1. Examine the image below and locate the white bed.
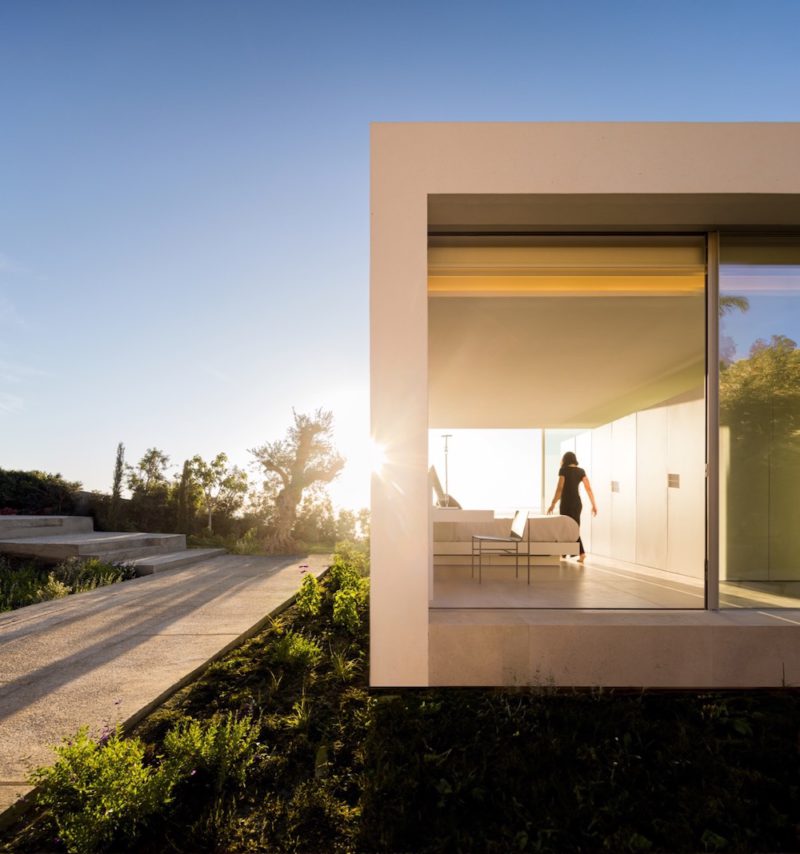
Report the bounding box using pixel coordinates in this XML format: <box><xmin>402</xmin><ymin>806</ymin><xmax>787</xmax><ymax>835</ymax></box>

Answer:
<box><xmin>433</xmin><ymin>511</ymin><xmax>580</xmax><ymax>565</ymax></box>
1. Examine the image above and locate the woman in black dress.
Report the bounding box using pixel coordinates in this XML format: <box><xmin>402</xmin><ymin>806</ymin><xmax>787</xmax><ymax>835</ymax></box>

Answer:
<box><xmin>546</xmin><ymin>451</ymin><xmax>597</xmax><ymax>563</ymax></box>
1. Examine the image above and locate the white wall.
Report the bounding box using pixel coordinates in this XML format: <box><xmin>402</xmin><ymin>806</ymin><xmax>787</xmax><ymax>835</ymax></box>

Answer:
<box><xmin>586</xmin><ymin>393</ymin><xmax>705</xmax><ymax>579</ymax></box>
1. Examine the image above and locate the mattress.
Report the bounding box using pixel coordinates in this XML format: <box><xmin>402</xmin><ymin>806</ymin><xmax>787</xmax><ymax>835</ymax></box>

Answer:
<box><xmin>434</xmin><ymin>514</ymin><xmax>579</xmax><ymax>543</ymax></box>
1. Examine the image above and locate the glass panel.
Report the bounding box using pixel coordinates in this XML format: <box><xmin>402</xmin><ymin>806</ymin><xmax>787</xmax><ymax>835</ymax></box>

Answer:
<box><xmin>428</xmin><ymin>429</ymin><xmax>541</xmax><ymax>514</ymax></box>
<box><xmin>428</xmin><ymin>236</ymin><xmax>706</xmax><ymax>609</ymax></box>
<box><xmin>719</xmin><ymin>237</ymin><xmax>800</xmax><ymax>607</ymax></box>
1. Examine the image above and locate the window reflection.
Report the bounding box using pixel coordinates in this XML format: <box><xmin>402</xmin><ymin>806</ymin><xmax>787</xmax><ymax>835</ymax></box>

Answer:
<box><xmin>720</xmin><ymin>239</ymin><xmax>800</xmax><ymax>607</ymax></box>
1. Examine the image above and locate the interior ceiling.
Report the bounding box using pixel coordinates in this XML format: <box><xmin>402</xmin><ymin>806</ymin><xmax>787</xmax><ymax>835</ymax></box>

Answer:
<box><xmin>427</xmin><ymin>193</ymin><xmax>800</xmax><ymax>231</ymax></box>
<box><xmin>428</xmin><ymin>292</ymin><xmax>705</xmax><ymax>429</ymax></box>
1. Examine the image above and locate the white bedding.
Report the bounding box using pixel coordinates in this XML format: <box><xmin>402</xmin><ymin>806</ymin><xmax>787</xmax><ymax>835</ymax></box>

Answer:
<box><xmin>434</xmin><ymin>514</ymin><xmax>579</xmax><ymax>543</ymax></box>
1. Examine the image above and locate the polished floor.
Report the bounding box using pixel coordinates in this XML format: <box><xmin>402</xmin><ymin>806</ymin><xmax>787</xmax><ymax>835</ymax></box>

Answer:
<box><xmin>431</xmin><ymin>556</ymin><xmax>800</xmax><ymax>609</ymax></box>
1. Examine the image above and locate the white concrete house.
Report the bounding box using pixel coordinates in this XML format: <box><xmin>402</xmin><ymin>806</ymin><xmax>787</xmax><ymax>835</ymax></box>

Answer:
<box><xmin>370</xmin><ymin>123</ymin><xmax>800</xmax><ymax>688</ymax></box>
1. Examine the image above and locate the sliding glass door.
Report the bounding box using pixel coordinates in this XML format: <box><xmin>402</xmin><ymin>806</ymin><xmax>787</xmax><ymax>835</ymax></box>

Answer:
<box><xmin>719</xmin><ymin>237</ymin><xmax>800</xmax><ymax>607</ymax></box>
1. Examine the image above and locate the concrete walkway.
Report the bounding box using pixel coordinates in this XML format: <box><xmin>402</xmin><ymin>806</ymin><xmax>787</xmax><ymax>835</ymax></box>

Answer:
<box><xmin>0</xmin><ymin>553</ymin><xmax>329</xmax><ymax>816</ymax></box>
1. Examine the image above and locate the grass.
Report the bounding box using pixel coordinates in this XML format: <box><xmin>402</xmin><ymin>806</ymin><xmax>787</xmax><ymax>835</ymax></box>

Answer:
<box><xmin>3</xmin><ymin>543</ymin><xmax>799</xmax><ymax>852</ymax></box>
<box><xmin>0</xmin><ymin>555</ymin><xmax>137</xmax><ymax>613</ymax></box>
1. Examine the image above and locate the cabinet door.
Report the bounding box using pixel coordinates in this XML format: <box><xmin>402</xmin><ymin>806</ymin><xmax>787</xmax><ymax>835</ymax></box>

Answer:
<box><xmin>636</xmin><ymin>407</ymin><xmax>668</xmax><ymax>570</ymax></box>
<box><xmin>575</xmin><ymin>431</ymin><xmax>593</xmax><ymax>554</ymax></box>
<box><xmin>667</xmin><ymin>396</ymin><xmax>705</xmax><ymax>580</ymax></box>
<box><xmin>611</xmin><ymin>414</ymin><xmax>637</xmax><ymax>563</ymax></box>
<box><xmin>590</xmin><ymin>424</ymin><xmax>612</xmax><ymax>557</ymax></box>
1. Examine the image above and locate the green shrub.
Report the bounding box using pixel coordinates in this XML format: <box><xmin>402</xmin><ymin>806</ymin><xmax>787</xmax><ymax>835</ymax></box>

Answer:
<box><xmin>0</xmin><ymin>556</ymin><xmax>135</xmax><ymax>612</ymax></box>
<box><xmin>33</xmin><ymin>573</ymin><xmax>70</xmax><ymax>603</ymax></box>
<box><xmin>268</xmin><ymin>630</ymin><xmax>323</xmax><ymax>669</ymax></box>
<box><xmin>0</xmin><ymin>468</ymin><xmax>79</xmax><ymax>514</ymax></box>
<box><xmin>328</xmin><ymin>542</ymin><xmax>369</xmax><ymax>589</ymax></box>
<box><xmin>52</xmin><ymin>556</ymin><xmax>136</xmax><ymax>591</ymax></box>
<box><xmin>30</xmin><ymin>727</ymin><xmax>178</xmax><ymax>854</ymax></box>
<box><xmin>329</xmin><ymin>648</ymin><xmax>360</xmax><ymax>682</ymax></box>
<box><xmin>164</xmin><ymin>712</ymin><xmax>262</xmax><ymax>793</ymax></box>
<box><xmin>230</xmin><ymin>528</ymin><xmax>265</xmax><ymax>554</ymax></box>
<box><xmin>0</xmin><ymin>556</ymin><xmax>46</xmax><ymax>611</ymax></box>
<box><xmin>295</xmin><ymin>573</ymin><xmax>322</xmax><ymax>616</ymax></box>
<box><xmin>332</xmin><ymin>580</ymin><xmax>368</xmax><ymax>635</ymax></box>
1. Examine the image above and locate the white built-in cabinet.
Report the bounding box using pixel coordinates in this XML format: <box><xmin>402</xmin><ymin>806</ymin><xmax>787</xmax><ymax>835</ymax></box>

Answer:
<box><xmin>565</xmin><ymin>393</ymin><xmax>704</xmax><ymax>579</ymax></box>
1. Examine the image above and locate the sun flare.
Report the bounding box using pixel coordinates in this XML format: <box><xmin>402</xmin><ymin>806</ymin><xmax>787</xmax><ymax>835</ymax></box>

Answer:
<box><xmin>369</xmin><ymin>439</ymin><xmax>388</xmax><ymax>475</ymax></box>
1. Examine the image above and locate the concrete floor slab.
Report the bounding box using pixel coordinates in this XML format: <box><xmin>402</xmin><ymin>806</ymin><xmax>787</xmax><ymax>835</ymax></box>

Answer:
<box><xmin>0</xmin><ymin>553</ymin><xmax>329</xmax><ymax>818</ymax></box>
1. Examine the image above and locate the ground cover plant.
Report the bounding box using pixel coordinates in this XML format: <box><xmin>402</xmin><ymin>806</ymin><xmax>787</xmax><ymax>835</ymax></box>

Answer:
<box><xmin>0</xmin><ymin>555</ymin><xmax>136</xmax><ymax>613</ymax></box>
<box><xmin>3</xmin><ymin>544</ymin><xmax>799</xmax><ymax>853</ymax></box>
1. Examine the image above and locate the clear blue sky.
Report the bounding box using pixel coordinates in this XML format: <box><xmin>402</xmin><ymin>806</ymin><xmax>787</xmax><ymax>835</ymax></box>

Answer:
<box><xmin>1</xmin><ymin>1</ymin><xmax>799</xmax><ymax>509</ymax></box>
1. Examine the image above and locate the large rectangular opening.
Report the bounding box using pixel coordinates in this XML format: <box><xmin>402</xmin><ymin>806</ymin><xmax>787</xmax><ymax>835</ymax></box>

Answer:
<box><xmin>428</xmin><ymin>235</ymin><xmax>707</xmax><ymax>608</ymax></box>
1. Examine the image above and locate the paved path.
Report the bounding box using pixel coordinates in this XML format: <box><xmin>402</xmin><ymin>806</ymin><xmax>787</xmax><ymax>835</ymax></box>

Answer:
<box><xmin>0</xmin><ymin>553</ymin><xmax>329</xmax><ymax>816</ymax></box>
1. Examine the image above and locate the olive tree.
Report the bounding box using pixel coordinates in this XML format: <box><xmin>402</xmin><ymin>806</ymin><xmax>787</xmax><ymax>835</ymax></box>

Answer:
<box><xmin>249</xmin><ymin>409</ymin><xmax>345</xmax><ymax>552</ymax></box>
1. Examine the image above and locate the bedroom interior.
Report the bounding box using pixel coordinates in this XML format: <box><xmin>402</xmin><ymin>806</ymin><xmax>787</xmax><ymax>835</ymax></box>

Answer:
<box><xmin>427</xmin><ymin>235</ymin><xmax>711</xmax><ymax>609</ymax></box>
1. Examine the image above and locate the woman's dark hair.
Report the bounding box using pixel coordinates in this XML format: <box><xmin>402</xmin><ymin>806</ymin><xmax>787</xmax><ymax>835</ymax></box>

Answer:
<box><xmin>561</xmin><ymin>451</ymin><xmax>578</xmax><ymax>466</ymax></box>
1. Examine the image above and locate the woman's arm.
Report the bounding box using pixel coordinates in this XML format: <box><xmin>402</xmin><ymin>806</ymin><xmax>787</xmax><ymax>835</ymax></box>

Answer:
<box><xmin>547</xmin><ymin>476</ymin><xmax>565</xmax><ymax>514</ymax></box>
<box><xmin>582</xmin><ymin>476</ymin><xmax>598</xmax><ymax>516</ymax></box>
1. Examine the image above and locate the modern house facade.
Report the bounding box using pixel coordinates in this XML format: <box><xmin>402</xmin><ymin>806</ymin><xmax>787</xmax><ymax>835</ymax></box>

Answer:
<box><xmin>370</xmin><ymin>123</ymin><xmax>800</xmax><ymax>688</ymax></box>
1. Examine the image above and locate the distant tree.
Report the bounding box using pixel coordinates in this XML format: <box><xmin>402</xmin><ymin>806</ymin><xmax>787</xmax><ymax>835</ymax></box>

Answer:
<box><xmin>108</xmin><ymin>442</ymin><xmax>125</xmax><ymax>529</ymax></box>
<box><xmin>719</xmin><ymin>294</ymin><xmax>750</xmax><ymax>317</ymax></box>
<box><xmin>189</xmin><ymin>453</ymin><xmax>248</xmax><ymax>533</ymax></box>
<box><xmin>293</xmin><ymin>488</ymin><xmax>336</xmax><ymax>545</ymax></box>
<box><xmin>719</xmin><ymin>294</ymin><xmax>750</xmax><ymax>365</ymax></box>
<box><xmin>250</xmin><ymin>409</ymin><xmax>345</xmax><ymax>552</ymax></box>
<box><xmin>335</xmin><ymin>508</ymin><xmax>357</xmax><ymax>543</ymax></box>
<box><xmin>720</xmin><ymin>334</ymin><xmax>800</xmax><ymax>439</ymax></box>
<box><xmin>127</xmin><ymin>448</ymin><xmax>171</xmax><ymax>532</ymax></box>
<box><xmin>174</xmin><ymin>459</ymin><xmax>201</xmax><ymax>534</ymax></box>
<box><xmin>356</xmin><ymin>507</ymin><xmax>370</xmax><ymax>542</ymax></box>
<box><xmin>127</xmin><ymin>448</ymin><xmax>170</xmax><ymax>494</ymax></box>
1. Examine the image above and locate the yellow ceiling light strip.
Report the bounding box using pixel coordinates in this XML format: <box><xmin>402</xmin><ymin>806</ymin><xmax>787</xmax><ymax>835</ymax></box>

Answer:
<box><xmin>428</xmin><ymin>274</ymin><xmax>705</xmax><ymax>297</ymax></box>
<box><xmin>427</xmin><ymin>242</ymin><xmax>706</xmax><ymax>297</ymax></box>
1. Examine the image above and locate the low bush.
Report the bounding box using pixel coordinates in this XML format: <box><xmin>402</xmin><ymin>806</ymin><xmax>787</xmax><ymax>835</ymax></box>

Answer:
<box><xmin>295</xmin><ymin>573</ymin><xmax>322</xmax><ymax>616</ymax></box>
<box><xmin>163</xmin><ymin>712</ymin><xmax>262</xmax><ymax>794</ymax></box>
<box><xmin>267</xmin><ymin>630</ymin><xmax>323</xmax><ymax>670</ymax></box>
<box><xmin>29</xmin><ymin>727</ymin><xmax>178</xmax><ymax>854</ymax></box>
<box><xmin>0</xmin><ymin>555</ymin><xmax>136</xmax><ymax>612</ymax></box>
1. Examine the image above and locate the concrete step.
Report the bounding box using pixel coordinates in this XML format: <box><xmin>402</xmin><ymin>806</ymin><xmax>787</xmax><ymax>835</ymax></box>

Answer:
<box><xmin>131</xmin><ymin>548</ymin><xmax>228</xmax><ymax>576</ymax></box>
<box><xmin>0</xmin><ymin>515</ymin><xmax>94</xmax><ymax>539</ymax></box>
<box><xmin>0</xmin><ymin>532</ymin><xmax>186</xmax><ymax>563</ymax></box>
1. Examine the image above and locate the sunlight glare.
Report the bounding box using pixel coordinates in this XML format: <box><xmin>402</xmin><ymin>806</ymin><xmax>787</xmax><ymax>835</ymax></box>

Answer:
<box><xmin>370</xmin><ymin>439</ymin><xmax>388</xmax><ymax>475</ymax></box>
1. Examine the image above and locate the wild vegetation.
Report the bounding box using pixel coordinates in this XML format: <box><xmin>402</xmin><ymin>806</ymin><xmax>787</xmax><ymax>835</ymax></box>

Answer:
<box><xmin>0</xmin><ymin>555</ymin><xmax>136</xmax><ymax>613</ymax></box>
<box><xmin>4</xmin><ymin>544</ymin><xmax>798</xmax><ymax>854</ymax></box>
<box><xmin>0</xmin><ymin>470</ymin><xmax>79</xmax><ymax>516</ymax></box>
<box><xmin>0</xmin><ymin>409</ymin><xmax>367</xmax><ymax>555</ymax></box>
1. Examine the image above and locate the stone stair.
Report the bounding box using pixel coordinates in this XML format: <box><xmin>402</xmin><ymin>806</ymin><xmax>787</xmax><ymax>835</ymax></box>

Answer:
<box><xmin>0</xmin><ymin>516</ymin><xmax>226</xmax><ymax>576</ymax></box>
